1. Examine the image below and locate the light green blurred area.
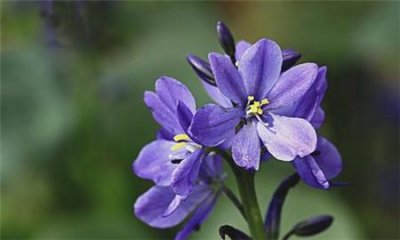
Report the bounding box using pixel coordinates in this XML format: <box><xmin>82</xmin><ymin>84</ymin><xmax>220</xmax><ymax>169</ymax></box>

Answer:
<box><xmin>1</xmin><ymin>1</ymin><xmax>399</xmax><ymax>239</ymax></box>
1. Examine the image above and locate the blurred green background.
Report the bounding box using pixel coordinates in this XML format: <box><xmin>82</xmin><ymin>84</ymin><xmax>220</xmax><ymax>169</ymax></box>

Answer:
<box><xmin>1</xmin><ymin>1</ymin><xmax>399</xmax><ymax>239</ymax></box>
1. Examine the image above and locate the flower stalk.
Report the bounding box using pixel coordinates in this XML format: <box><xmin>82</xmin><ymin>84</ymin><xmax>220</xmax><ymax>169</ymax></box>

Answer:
<box><xmin>234</xmin><ymin>168</ymin><xmax>266</xmax><ymax>240</ymax></box>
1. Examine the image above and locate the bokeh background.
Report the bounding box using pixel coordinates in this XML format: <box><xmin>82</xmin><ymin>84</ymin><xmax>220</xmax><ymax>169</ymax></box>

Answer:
<box><xmin>1</xmin><ymin>1</ymin><xmax>399</xmax><ymax>239</ymax></box>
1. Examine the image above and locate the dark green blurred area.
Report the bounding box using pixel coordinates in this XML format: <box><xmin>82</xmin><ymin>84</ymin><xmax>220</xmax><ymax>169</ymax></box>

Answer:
<box><xmin>1</xmin><ymin>1</ymin><xmax>399</xmax><ymax>239</ymax></box>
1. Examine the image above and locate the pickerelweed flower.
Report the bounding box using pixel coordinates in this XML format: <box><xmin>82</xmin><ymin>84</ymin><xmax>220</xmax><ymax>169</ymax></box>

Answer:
<box><xmin>134</xmin><ymin>152</ymin><xmax>224</xmax><ymax>240</ymax></box>
<box><xmin>189</xmin><ymin>38</ymin><xmax>319</xmax><ymax>170</ymax></box>
<box><xmin>133</xmin><ymin>77</ymin><xmax>212</xmax><ymax>197</ymax></box>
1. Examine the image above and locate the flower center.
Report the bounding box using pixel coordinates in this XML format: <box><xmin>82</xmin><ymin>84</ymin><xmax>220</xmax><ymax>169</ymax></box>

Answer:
<box><xmin>171</xmin><ymin>133</ymin><xmax>201</xmax><ymax>152</ymax></box>
<box><xmin>246</xmin><ymin>95</ymin><xmax>269</xmax><ymax>116</ymax></box>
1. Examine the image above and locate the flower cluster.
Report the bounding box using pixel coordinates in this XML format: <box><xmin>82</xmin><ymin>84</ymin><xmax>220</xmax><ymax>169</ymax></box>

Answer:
<box><xmin>132</xmin><ymin>21</ymin><xmax>343</xmax><ymax>239</ymax></box>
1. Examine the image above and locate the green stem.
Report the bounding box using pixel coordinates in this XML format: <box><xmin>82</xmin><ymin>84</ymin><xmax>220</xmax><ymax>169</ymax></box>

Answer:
<box><xmin>234</xmin><ymin>168</ymin><xmax>266</xmax><ymax>240</ymax></box>
<box><xmin>210</xmin><ymin>148</ymin><xmax>266</xmax><ymax>239</ymax></box>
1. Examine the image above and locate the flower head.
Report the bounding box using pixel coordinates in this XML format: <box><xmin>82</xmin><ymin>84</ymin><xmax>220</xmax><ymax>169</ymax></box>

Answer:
<box><xmin>134</xmin><ymin>77</ymin><xmax>211</xmax><ymax>196</ymax></box>
<box><xmin>189</xmin><ymin>38</ymin><xmax>319</xmax><ymax>170</ymax></box>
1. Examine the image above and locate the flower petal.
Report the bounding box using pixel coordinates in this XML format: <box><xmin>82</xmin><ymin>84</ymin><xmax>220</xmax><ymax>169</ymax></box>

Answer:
<box><xmin>209</xmin><ymin>53</ymin><xmax>247</xmax><ymax>104</ymax></box>
<box><xmin>201</xmin><ymin>152</ymin><xmax>223</xmax><ymax>179</ymax></box>
<box><xmin>177</xmin><ymin>101</ymin><xmax>194</xmax><ymax>132</ymax></box>
<box><xmin>235</xmin><ymin>40</ymin><xmax>251</xmax><ymax>61</ymax></box>
<box><xmin>267</xmin><ymin>63</ymin><xmax>318</xmax><ymax>113</ymax></box>
<box><xmin>201</xmin><ymin>81</ymin><xmax>233</xmax><ymax>108</ymax></box>
<box><xmin>156</xmin><ymin>76</ymin><xmax>196</xmax><ymax>113</ymax></box>
<box><xmin>134</xmin><ymin>185</ymin><xmax>210</xmax><ymax>228</ymax></box>
<box><xmin>314</xmin><ymin>136</ymin><xmax>342</xmax><ymax>179</ymax></box>
<box><xmin>293</xmin><ymin>156</ymin><xmax>330</xmax><ymax>189</ymax></box>
<box><xmin>257</xmin><ymin>113</ymin><xmax>317</xmax><ymax>161</ymax></box>
<box><xmin>295</xmin><ymin>66</ymin><xmax>328</xmax><ymax>120</ymax></box>
<box><xmin>310</xmin><ymin>107</ymin><xmax>325</xmax><ymax>129</ymax></box>
<box><xmin>144</xmin><ymin>91</ymin><xmax>183</xmax><ymax>134</ymax></box>
<box><xmin>232</xmin><ymin>121</ymin><xmax>261</xmax><ymax>170</ymax></box>
<box><xmin>238</xmin><ymin>38</ymin><xmax>282</xmax><ymax>99</ymax></box>
<box><xmin>133</xmin><ymin>140</ymin><xmax>177</xmax><ymax>186</ymax></box>
<box><xmin>171</xmin><ymin>149</ymin><xmax>204</xmax><ymax>196</ymax></box>
<box><xmin>156</xmin><ymin>128</ymin><xmax>174</xmax><ymax>141</ymax></box>
<box><xmin>189</xmin><ymin>104</ymin><xmax>242</xmax><ymax>147</ymax></box>
<box><xmin>175</xmin><ymin>192</ymin><xmax>218</xmax><ymax>240</ymax></box>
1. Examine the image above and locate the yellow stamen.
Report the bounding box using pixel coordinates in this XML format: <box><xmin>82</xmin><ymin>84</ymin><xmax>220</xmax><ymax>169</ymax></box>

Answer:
<box><xmin>247</xmin><ymin>96</ymin><xmax>270</xmax><ymax>116</ymax></box>
<box><xmin>261</xmin><ymin>99</ymin><xmax>269</xmax><ymax>105</ymax></box>
<box><xmin>171</xmin><ymin>142</ymin><xmax>187</xmax><ymax>151</ymax></box>
<box><xmin>173</xmin><ymin>134</ymin><xmax>190</xmax><ymax>142</ymax></box>
<box><xmin>249</xmin><ymin>105</ymin><xmax>258</xmax><ymax>114</ymax></box>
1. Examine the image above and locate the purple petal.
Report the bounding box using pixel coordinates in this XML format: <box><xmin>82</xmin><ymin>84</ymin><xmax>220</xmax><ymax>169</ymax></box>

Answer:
<box><xmin>310</xmin><ymin>107</ymin><xmax>325</xmax><ymax>129</ymax></box>
<box><xmin>257</xmin><ymin>113</ymin><xmax>317</xmax><ymax>161</ymax></box>
<box><xmin>133</xmin><ymin>140</ymin><xmax>176</xmax><ymax>186</ymax></box>
<box><xmin>267</xmin><ymin>63</ymin><xmax>318</xmax><ymax>113</ymax></box>
<box><xmin>235</xmin><ymin>40</ymin><xmax>251</xmax><ymax>61</ymax></box>
<box><xmin>232</xmin><ymin>121</ymin><xmax>261</xmax><ymax>170</ymax></box>
<box><xmin>200</xmin><ymin>152</ymin><xmax>224</xmax><ymax>179</ymax></box>
<box><xmin>208</xmin><ymin>53</ymin><xmax>247</xmax><ymax>104</ymax></box>
<box><xmin>163</xmin><ymin>194</ymin><xmax>185</xmax><ymax>217</ymax></box>
<box><xmin>156</xmin><ymin>128</ymin><xmax>174</xmax><ymax>141</ymax></box>
<box><xmin>314</xmin><ymin>136</ymin><xmax>342</xmax><ymax>179</ymax></box>
<box><xmin>201</xmin><ymin>81</ymin><xmax>233</xmax><ymax>108</ymax></box>
<box><xmin>296</xmin><ymin>66</ymin><xmax>328</xmax><ymax>119</ymax></box>
<box><xmin>189</xmin><ymin>104</ymin><xmax>242</xmax><ymax>147</ymax></box>
<box><xmin>293</xmin><ymin>156</ymin><xmax>330</xmax><ymax>189</ymax></box>
<box><xmin>134</xmin><ymin>185</ymin><xmax>210</xmax><ymax>228</ymax></box>
<box><xmin>238</xmin><ymin>38</ymin><xmax>282</xmax><ymax>99</ymax></box>
<box><xmin>172</xmin><ymin>149</ymin><xmax>204</xmax><ymax>196</ymax></box>
<box><xmin>156</xmin><ymin>76</ymin><xmax>196</xmax><ymax>113</ymax></box>
<box><xmin>145</xmin><ymin>91</ymin><xmax>184</xmax><ymax>134</ymax></box>
<box><xmin>177</xmin><ymin>101</ymin><xmax>193</xmax><ymax>132</ymax></box>
<box><xmin>175</xmin><ymin>193</ymin><xmax>218</xmax><ymax>240</ymax></box>
<box><xmin>275</xmin><ymin>66</ymin><xmax>327</xmax><ymax>120</ymax></box>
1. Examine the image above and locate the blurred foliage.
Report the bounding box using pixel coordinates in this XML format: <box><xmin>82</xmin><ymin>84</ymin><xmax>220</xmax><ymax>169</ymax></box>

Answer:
<box><xmin>1</xmin><ymin>1</ymin><xmax>399</xmax><ymax>239</ymax></box>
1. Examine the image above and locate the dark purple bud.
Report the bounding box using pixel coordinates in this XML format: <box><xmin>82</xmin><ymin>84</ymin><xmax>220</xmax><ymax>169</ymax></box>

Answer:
<box><xmin>216</xmin><ymin>21</ymin><xmax>236</xmax><ymax>63</ymax></box>
<box><xmin>219</xmin><ymin>225</ymin><xmax>251</xmax><ymax>240</ymax></box>
<box><xmin>282</xmin><ymin>215</ymin><xmax>334</xmax><ymax>240</ymax></box>
<box><xmin>282</xmin><ymin>49</ymin><xmax>302</xmax><ymax>72</ymax></box>
<box><xmin>264</xmin><ymin>173</ymin><xmax>300</xmax><ymax>240</ymax></box>
<box><xmin>186</xmin><ymin>54</ymin><xmax>216</xmax><ymax>86</ymax></box>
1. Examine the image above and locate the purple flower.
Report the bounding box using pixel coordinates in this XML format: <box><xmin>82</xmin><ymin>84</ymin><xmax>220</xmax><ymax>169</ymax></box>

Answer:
<box><xmin>134</xmin><ymin>153</ymin><xmax>223</xmax><ymax>240</ymax></box>
<box><xmin>293</xmin><ymin>136</ymin><xmax>342</xmax><ymax>189</ymax></box>
<box><xmin>133</xmin><ymin>77</ymin><xmax>208</xmax><ymax>197</ymax></box>
<box><xmin>189</xmin><ymin>39</ymin><xmax>318</xmax><ymax>170</ymax></box>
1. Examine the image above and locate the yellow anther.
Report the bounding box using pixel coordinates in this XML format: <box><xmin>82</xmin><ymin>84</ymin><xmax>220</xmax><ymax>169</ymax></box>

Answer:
<box><xmin>171</xmin><ymin>142</ymin><xmax>187</xmax><ymax>151</ymax></box>
<box><xmin>249</xmin><ymin>105</ymin><xmax>258</xmax><ymax>114</ymax></box>
<box><xmin>247</xmin><ymin>96</ymin><xmax>255</xmax><ymax>101</ymax></box>
<box><xmin>173</xmin><ymin>134</ymin><xmax>190</xmax><ymax>142</ymax></box>
<box><xmin>253</xmin><ymin>101</ymin><xmax>260</xmax><ymax>107</ymax></box>
<box><xmin>261</xmin><ymin>99</ymin><xmax>269</xmax><ymax>105</ymax></box>
<box><xmin>257</xmin><ymin>109</ymin><xmax>263</xmax><ymax>115</ymax></box>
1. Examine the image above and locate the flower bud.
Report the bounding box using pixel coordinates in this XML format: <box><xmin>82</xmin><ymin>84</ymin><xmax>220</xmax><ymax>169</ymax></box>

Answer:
<box><xmin>187</xmin><ymin>54</ymin><xmax>216</xmax><ymax>86</ymax></box>
<box><xmin>265</xmin><ymin>173</ymin><xmax>300</xmax><ymax>239</ymax></box>
<box><xmin>216</xmin><ymin>21</ymin><xmax>236</xmax><ymax>62</ymax></box>
<box><xmin>282</xmin><ymin>49</ymin><xmax>302</xmax><ymax>72</ymax></box>
<box><xmin>282</xmin><ymin>215</ymin><xmax>333</xmax><ymax>239</ymax></box>
<box><xmin>219</xmin><ymin>225</ymin><xmax>251</xmax><ymax>240</ymax></box>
